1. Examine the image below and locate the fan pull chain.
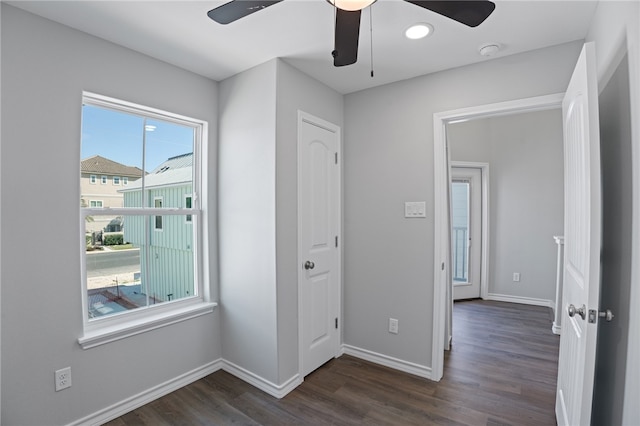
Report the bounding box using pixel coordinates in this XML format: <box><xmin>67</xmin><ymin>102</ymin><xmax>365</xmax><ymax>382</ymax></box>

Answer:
<box><xmin>369</xmin><ymin>5</ymin><xmax>374</xmax><ymax>77</ymax></box>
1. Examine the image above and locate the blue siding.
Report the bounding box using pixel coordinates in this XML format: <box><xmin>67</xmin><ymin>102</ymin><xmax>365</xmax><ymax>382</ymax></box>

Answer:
<box><xmin>122</xmin><ymin>184</ymin><xmax>195</xmax><ymax>302</ymax></box>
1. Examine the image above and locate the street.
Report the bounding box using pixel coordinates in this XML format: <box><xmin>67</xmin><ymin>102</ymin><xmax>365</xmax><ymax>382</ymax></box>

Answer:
<box><xmin>86</xmin><ymin>248</ymin><xmax>140</xmax><ymax>278</ymax></box>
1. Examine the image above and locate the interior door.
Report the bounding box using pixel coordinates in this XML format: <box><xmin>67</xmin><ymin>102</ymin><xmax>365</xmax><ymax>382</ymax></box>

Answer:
<box><xmin>555</xmin><ymin>42</ymin><xmax>602</xmax><ymax>426</ymax></box>
<box><xmin>298</xmin><ymin>112</ymin><xmax>340</xmax><ymax>377</ymax></box>
<box><xmin>451</xmin><ymin>167</ymin><xmax>482</xmax><ymax>300</ymax></box>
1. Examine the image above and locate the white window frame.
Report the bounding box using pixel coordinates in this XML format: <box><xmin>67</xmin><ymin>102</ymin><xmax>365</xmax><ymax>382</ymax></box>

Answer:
<box><xmin>89</xmin><ymin>200</ymin><xmax>103</xmax><ymax>208</ymax></box>
<box><xmin>90</xmin><ymin>175</ymin><xmax>97</xmax><ymax>184</ymax></box>
<box><xmin>113</xmin><ymin>176</ymin><xmax>121</xmax><ymax>185</ymax></box>
<box><xmin>154</xmin><ymin>197</ymin><xmax>163</xmax><ymax>231</ymax></box>
<box><xmin>79</xmin><ymin>91</ymin><xmax>214</xmax><ymax>349</ymax></box>
<box><xmin>101</xmin><ymin>175</ymin><xmax>108</xmax><ymax>184</ymax></box>
<box><xmin>185</xmin><ymin>194</ymin><xmax>193</xmax><ymax>224</ymax></box>
<box><xmin>123</xmin><ymin>176</ymin><xmax>129</xmax><ymax>186</ymax></box>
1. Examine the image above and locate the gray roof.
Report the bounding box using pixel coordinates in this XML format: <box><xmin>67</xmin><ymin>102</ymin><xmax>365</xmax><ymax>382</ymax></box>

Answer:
<box><xmin>149</xmin><ymin>153</ymin><xmax>192</xmax><ymax>173</ymax></box>
<box><xmin>81</xmin><ymin>155</ymin><xmax>144</xmax><ymax>177</ymax></box>
<box><xmin>121</xmin><ymin>153</ymin><xmax>192</xmax><ymax>191</ymax></box>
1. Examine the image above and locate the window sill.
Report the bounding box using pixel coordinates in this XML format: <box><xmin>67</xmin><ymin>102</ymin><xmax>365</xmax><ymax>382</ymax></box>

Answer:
<box><xmin>78</xmin><ymin>302</ymin><xmax>217</xmax><ymax>349</ymax></box>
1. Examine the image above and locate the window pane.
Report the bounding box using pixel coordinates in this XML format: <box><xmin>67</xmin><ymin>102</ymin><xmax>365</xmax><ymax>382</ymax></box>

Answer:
<box><xmin>451</xmin><ymin>181</ymin><xmax>470</xmax><ymax>283</ymax></box>
<box><xmin>85</xmin><ymin>214</ymin><xmax>195</xmax><ymax>319</ymax></box>
<box><xmin>185</xmin><ymin>196</ymin><xmax>192</xmax><ymax>223</ymax></box>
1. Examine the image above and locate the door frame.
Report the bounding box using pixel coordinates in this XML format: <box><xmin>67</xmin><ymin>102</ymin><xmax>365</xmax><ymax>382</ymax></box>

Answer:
<box><xmin>431</xmin><ymin>93</ymin><xmax>564</xmax><ymax>381</ymax></box>
<box><xmin>450</xmin><ymin>162</ymin><xmax>489</xmax><ymax>301</ymax></box>
<box><xmin>296</xmin><ymin>110</ymin><xmax>342</xmax><ymax>379</ymax></box>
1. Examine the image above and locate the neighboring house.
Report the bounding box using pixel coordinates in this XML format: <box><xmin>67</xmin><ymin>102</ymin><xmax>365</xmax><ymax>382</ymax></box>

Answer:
<box><xmin>80</xmin><ymin>155</ymin><xmax>144</xmax><ymax>232</ymax></box>
<box><xmin>120</xmin><ymin>153</ymin><xmax>194</xmax><ymax>303</ymax></box>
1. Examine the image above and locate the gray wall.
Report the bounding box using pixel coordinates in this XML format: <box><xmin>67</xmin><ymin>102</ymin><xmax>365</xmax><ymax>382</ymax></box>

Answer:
<box><xmin>592</xmin><ymin>52</ymin><xmax>632</xmax><ymax>426</ymax></box>
<box><xmin>343</xmin><ymin>41</ymin><xmax>582</xmax><ymax>369</ymax></box>
<box><xmin>218</xmin><ymin>58</ymin><xmax>343</xmax><ymax>387</ymax></box>
<box><xmin>586</xmin><ymin>2</ymin><xmax>640</xmax><ymax>423</ymax></box>
<box><xmin>275</xmin><ymin>60</ymin><xmax>344</xmax><ymax>382</ymax></box>
<box><xmin>1</xmin><ymin>6</ymin><xmax>221</xmax><ymax>425</ymax></box>
<box><xmin>448</xmin><ymin>109</ymin><xmax>565</xmax><ymax>302</ymax></box>
<box><xmin>219</xmin><ymin>60</ymin><xmax>280</xmax><ymax>383</ymax></box>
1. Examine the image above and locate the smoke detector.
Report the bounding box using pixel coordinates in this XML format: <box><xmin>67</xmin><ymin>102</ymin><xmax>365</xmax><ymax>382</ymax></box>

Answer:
<box><xmin>479</xmin><ymin>43</ymin><xmax>501</xmax><ymax>57</ymax></box>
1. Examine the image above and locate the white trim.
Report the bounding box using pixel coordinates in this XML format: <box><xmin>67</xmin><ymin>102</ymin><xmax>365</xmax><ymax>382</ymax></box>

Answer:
<box><xmin>67</xmin><ymin>359</ymin><xmax>223</xmax><ymax>426</ymax></box>
<box><xmin>484</xmin><ymin>293</ymin><xmax>555</xmax><ymax>309</ymax></box>
<box><xmin>80</xmin><ymin>91</ymin><xmax>210</xmax><ymax>342</ymax></box>
<box><xmin>184</xmin><ymin>194</ymin><xmax>193</xmax><ymax>224</ymax></box>
<box><xmin>222</xmin><ymin>360</ymin><xmax>302</xmax><ymax>399</ymax></box>
<box><xmin>432</xmin><ymin>93</ymin><xmax>564</xmax><ymax>381</ymax></box>
<box><xmin>78</xmin><ymin>302</ymin><xmax>217</xmax><ymax>349</ymax></box>
<box><xmin>154</xmin><ymin>196</ymin><xmax>163</xmax><ymax>230</ymax></box>
<box><xmin>342</xmin><ymin>344</ymin><xmax>433</xmax><ymax>380</ymax></box>
<box><xmin>101</xmin><ymin>175</ymin><xmax>108</xmax><ymax>184</ymax></box>
<box><xmin>90</xmin><ymin>174</ymin><xmax>97</xmax><ymax>184</ymax></box>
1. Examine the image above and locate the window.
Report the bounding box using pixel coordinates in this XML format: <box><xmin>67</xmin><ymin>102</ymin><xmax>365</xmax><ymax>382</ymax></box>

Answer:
<box><xmin>185</xmin><ymin>195</ymin><xmax>192</xmax><ymax>223</ymax></box>
<box><xmin>79</xmin><ymin>92</ymin><xmax>212</xmax><ymax>348</ymax></box>
<box><xmin>154</xmin><ymin>197</ymin><xmax>163</xmax><ymax>230</ymax></box>
<box><xmin>101</xmin><ymin>175</ymin><xmax>107</xmax><ymax>184</ymax></box>
<box><xmin>451</xmin><ymin>180</ymin><xmax>470</xmax><ymax>283</ymax></box>
<box><xmin>90</xmin><ymin>175</ymin><xmax>97</xmax><ymax>184</ymax></box>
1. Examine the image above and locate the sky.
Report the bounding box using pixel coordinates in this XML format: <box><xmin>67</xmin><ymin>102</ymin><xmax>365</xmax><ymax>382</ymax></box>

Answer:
<box><xmin>81</xmin><ymin>104</ymin><xmax>194</xmax><ymax>172</ymax></box>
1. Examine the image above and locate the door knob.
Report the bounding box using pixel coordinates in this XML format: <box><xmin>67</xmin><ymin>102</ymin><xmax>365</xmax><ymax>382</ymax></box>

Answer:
<box><xmin>568</xmin><ymin>304</ymin><xmax>586</xmax><ymax>320</ymax></box>
<box><xmin>304</xmin><ymin>261</ymin><xmax>315</xmax><ymax>270</ymax></box>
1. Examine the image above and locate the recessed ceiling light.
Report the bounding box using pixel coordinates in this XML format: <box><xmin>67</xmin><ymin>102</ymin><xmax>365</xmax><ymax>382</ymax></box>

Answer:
<box><xmin>405</xmin><ymin>23</ymin><xmax>433</xmax><ymax>40</ymax></box>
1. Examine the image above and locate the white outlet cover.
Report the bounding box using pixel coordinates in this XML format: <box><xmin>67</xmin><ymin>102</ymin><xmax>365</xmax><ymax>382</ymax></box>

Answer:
<box><xmin>55</xmin><ymin>367</ymin><xmax>72</xmax><ymax>392</ymax></box>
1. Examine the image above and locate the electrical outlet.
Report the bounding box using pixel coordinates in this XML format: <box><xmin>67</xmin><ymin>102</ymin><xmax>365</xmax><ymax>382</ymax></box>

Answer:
<box><xmin>513</xmin><ymin>272</ymin><xmax>521</xmax><ymax>282</ymax></box>
<box><xmin>55</xmin><ymin>367</ymin><xmax>72</xmax><ymax>392</ymax></box>
<box><xmin>389</xmin><ymin>318</ymin><xmax>399</xmax><ymax>334</ymax></box>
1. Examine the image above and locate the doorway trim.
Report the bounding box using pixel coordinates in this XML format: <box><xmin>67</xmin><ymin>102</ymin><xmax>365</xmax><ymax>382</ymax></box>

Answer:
<box><xmin>431</xmin><ymin>93</ymin><xmax>564</xmax><ymax>381</ymax></box>
<box><xmin>450</xmin><ymin>162</ymin><xmax>489</xmax><ymax>300</ymax></box>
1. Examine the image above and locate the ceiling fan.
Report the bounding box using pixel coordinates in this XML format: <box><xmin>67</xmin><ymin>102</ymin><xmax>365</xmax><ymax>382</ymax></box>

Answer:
<box><xmin>207</xmin><ymin>0</ymin><xmax>496</xmax><ymax>67</ymax></box>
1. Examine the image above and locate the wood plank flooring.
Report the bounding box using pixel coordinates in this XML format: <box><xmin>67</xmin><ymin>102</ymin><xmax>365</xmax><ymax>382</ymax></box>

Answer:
<box><xmin>105</xmin><ymin>300</ymin><xmax>560</xmax><ymax>425</ymax></box>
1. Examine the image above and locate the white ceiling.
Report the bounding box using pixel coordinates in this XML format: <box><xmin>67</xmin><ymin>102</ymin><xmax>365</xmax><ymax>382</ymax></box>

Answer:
<box><xmin>8</xmin><ymin>0</ymin><xmax>598</xmax><ymax>94</ymax></box>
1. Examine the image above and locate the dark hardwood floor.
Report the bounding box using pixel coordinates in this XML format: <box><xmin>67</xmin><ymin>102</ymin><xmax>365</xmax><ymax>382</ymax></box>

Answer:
<box><xmin>106</xmin><ymin>300</ymin><xmax>560</xmax><ymax>425</ymax></box>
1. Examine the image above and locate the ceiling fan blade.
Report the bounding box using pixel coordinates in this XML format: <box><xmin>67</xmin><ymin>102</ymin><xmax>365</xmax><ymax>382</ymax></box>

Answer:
<box><xmin>333</xmin><ymin>9</ymin><xmax>361</xmax><ymax>67</ymax></box>
<box><xmin>207</xmin><ymin>0</ymin><xmax>283</xmax><ymax>24</ymax></box>
<box><xmin>404</xmin><ymin>1</ymin><xmax>495</xmax><ymax>27</ymax></box>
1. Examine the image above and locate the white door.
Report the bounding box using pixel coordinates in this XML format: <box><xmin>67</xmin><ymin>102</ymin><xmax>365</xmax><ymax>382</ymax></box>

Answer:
<box><xmin>298</xmin><ymin>112</ymin><xmax>341</xmax><ymax>377</ymax></box>
<box><xmin>451</xmin><ymin>167</ymin><xmax>482</xmax><ymax>300</ymax></box>
<box><xmin>555</xmin><ymin>42</ymin><xmax>602</xmax><ymax>426</ymax></box>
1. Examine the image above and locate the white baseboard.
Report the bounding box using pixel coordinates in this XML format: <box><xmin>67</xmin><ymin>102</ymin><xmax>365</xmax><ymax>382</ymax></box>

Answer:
<box><xmin>485</xmin><ymin>293</ymin><xmax>555</xmax><ymax>309</ymax></box>
<box><xmin>342</xmin><ymin>344</ymin><xmax>433</xmax><ymax>380</ymax></box>
<box><xmin>222</xmin><ymin>360</ymin><xmax>302</xmax><ymax>399</ymax></box>
<box><xmin>69</xmin><ymin>359</ymin><xmax>223</xmax><ymax>426</ymax></box>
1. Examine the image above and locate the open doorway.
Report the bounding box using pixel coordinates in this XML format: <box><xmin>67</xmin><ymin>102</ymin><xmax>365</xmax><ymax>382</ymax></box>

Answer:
<box><xmin>431</xmin><ymin>93</ymin><xmax>565</xmax><ymax>380</ymax></box>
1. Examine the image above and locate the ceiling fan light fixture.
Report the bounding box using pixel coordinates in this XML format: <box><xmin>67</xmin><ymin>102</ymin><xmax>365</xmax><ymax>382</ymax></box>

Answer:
<box><xmin>405</xmin><ymin>23</ymin><xmax>433</xmax><ymax>40</ymax></box>
<box><xmin>327</xmin><ymin>0</ymin><xmax>377</xmax><ymax>12</ymax></box>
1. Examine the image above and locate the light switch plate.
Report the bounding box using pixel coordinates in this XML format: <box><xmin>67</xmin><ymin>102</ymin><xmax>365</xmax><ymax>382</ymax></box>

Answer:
<box><xmin>405</xmin><ymin>201</ymin><xmax>426</xmax><ymax>218</ymax></box>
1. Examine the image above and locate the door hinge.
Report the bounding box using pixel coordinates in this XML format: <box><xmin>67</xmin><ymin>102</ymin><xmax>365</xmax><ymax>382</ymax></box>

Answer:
<box><xmin>335</xmin><ymin>152</ymin><xmax>338</xmax><ymax>164</ymax></box>
<box><xmin>335</xmin><ymin>236</ymin><xmax>338</xmax><ymax>247</ymax></box>
<box><xmin>335</xmin><ymin>317</ymin><xmax>338</xmax><ymax>329</ymax></box>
